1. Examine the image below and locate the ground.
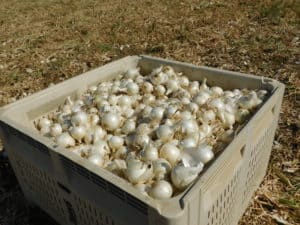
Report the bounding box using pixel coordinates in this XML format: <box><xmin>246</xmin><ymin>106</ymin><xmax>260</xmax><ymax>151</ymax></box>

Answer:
<box><xmin>0</xmin><ymin>0</ymin><xmax>299</xmax><ymax>224</ymax></box>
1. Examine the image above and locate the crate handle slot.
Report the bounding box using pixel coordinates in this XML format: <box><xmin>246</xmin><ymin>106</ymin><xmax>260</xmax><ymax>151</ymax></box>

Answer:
<box><xmin>240</xmin><ymin>146</ymin><xmax>245</xmax><ymax>157</ymax></box>
<box><xmin>58</xmin><ymin>182</ymin><xmax>71</xmax><ymax>194</ymax></box>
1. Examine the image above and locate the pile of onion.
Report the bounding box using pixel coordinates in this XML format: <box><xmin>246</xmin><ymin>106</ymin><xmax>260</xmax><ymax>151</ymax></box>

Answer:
<box><xmin>35</xmin><ymin>66</ymin><xmax>268</xmax><ymax>199</ymax></box>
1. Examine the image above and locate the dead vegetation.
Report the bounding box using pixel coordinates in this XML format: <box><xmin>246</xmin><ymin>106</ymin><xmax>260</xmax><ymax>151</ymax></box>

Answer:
<box><xmin>0</xmin><ymin>0</ymin><xmax>299</xmax><ymax>224</ymax></box>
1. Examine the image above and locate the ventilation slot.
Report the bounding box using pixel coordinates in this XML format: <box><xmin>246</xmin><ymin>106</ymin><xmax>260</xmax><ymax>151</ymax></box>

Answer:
<box><xmin>243</xmin><ymin>124</ymin><xmax>275</xmax><ymax>203</ymax></box>
<box><xmin>206</xmin><ymin>169</ymin><xmax>241</xmax><ymax>225</ymax></box>
<box><xmin>127</xmin><ymin>194</ymin><xmax>148</xmax><ymax>215</ymax></box>
<box><xmin>3</xmin><ymin>122</ymin><xmax>50</xmax><ymax>156</ymax></box>
<box><xmin>60</xmin><ymin>155</ymin><xmax>148</xmax><ymax>216</ymax></box>
<box><xmin>108</xmin><ymin>183</ymin><xmax>125</xmax><ymax>201</ymax></box>
<box><xmin>13</xmin><ymin>155</ymin><xmax>67</xmax><ymax>221</ymax></box>
<box><xmin>58</xmin><ymin>182</ymin><xmax>71</xmax><ymax>194</ymax></box>
<box><xmin>61</xmin><ymin>156</ymin><xmax>75</xmax><ymax>171</ymax></box>
<box><xmin>65</xmin><ymin>200</ymin><xmax>77</xmax><ymax>224</ymax></box>
<box><xmin>90</xmin><ymin>172</ymin><xmax>107</xmax><ymax>190</ymax></box>
<box><xmin>75</xmin><ymin>163</ymin><xmax>90</xmax><ymax>179</ymax></box>
<box><xmin>74</xmin><ymin>195</ymin><xmax>117</xmax><ymax>225</ymax></box>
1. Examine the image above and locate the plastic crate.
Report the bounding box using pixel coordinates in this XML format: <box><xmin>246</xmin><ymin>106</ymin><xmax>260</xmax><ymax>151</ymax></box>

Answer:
<box><xmin>0</xmin><ymin>55</ymin><xmax>284</xmax><ymax>225</ymax></box>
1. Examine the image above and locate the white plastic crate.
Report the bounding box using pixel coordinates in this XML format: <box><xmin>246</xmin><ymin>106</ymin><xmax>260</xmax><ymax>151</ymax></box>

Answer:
<box><xmin>0</xmin><ymin>55</ymin><xmax>284</xmax><ymax>225</ymax></box>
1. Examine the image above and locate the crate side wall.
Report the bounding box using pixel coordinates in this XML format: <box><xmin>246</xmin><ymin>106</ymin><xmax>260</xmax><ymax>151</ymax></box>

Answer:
<box><xmin>238</xmin><ymin>85</ymin><xmax>284</xmax><ymax>219</ymax></box>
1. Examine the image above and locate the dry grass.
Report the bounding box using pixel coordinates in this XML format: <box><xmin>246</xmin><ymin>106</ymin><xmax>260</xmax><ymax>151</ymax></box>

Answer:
<box><xmin>0</xmin><ymin>0</ymin><xmax>299</xmax><ymax>224</ymax></box>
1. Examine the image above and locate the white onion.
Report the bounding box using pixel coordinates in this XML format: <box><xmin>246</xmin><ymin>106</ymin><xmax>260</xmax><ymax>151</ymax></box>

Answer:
<box><xmin>160</xmin><ymin>143</ymin><xmax>181</xmax><ymax>165</ymax></box>
<box><xmin>149</xmin><ymin>180</ymin><xmax>173</xmax><ymax>199</ymax></box>
<box><xmin>61</xmin><ymin>104</ymin><xmax>72</xmax><ymax>114</ymax></box>
<box><xmin>185</xmin><ymin>144</ymin><xmax>214</xmax><ymax>164</ymax></box>
<box><xmin>140</xmin><ymin>143</ymin><xmax>159</xmax><ymax>161</ymax></box>
<box><xmin>114</xmin><ymin>146</ymin><xmax>129</xmax><ymax>159</ymax></box>
<box><xmin>56</xmin><ymin>132</ymin><xmax>75</xmax><ymax>148</ymax></box>
<box><xmin>101</xmin><ymin>112</ymin><xmax>121</xmax><ymax>131</ymax></box>
<box><xmin>179</xmin><ymin>119</ymin><xmax>199</xmax><ymax>136</ymax></box>
<box><xmin>181</xmin><ymin>97</ymin><xmax>191</xmax><ymax>105</ymax></box>
<box><xmin>235</xmin><ymin>108</ymin><xmax>250</xmax><ymax>123</ymax></box>
<box><xmin>217</xmin><ymin>110</ymin><xmax>235</xmax><ymax>129</ymax></box>
<box><xmin>153</xmin><ymin>158</ymin><xmax>171</xmax><ymax>180</ymax></box>
<box><xmin>88</xmin><ymin>154</ymin><xmax>104</xmax><ymax>167</ymax></box>
<box><xmin>125</xmin><ymin>68</ymin><xmax>140</xmax><ymax>79</ymax></box>
<box><xmin>90</xmin><ymin>114</ymin><xmax>100</xmax><ymax>127</ymax></box>
<box><xmin>178</xmin><ymin>76</ymin><xmax>189</xmax><ymax>87</ymax></box>
<box><xmin>193</xmin><ymin>92</ymin><xmax>210</xmax><ymax>106</ymax></box>
<box><xmin>50</xmin><ymin>123</ymin><xmax>62</xmax><ymax>137</ymax></box>
<box><xmin>106</xmin><ymin>159</ymin><xmax>127</xmax><ymax>173</ymax></box>
<box><xmin>133</xmin><ymin>134</ymin><xmax>150</xmax><ymax>147</ymax></box>
<box><xmin>166</xmin><ymin>80</ymin><xmax>179</xmax><ymax>95</ymax></box>
<box><xmin>220</xmin><ymin>129</ymin><xmax>234</xmax><ymax>143</ymax></box>
<box><xmin>142</xmin><ymin>82</ymin><xmax>154</xmax><ymax>94</ymax></box>
<box><xmin>108</xmin><ymin>136</ymin><xmax>124</xmax><ymax>150</ymax></box>
<box><xmin>125</xmin><ymin>158</ymin><xmax>153</xmax><ymax>184</ymax></box>
<box><xmin>40</xmin><ymin>126</ymin><xmax>50</xmax><ymax>135</ymax></box>
<box><xmin>211</xmin><ymin>86</ymin><xmax>223</xmax><ymax>96</ymax></box>
<box><xmin>188</xmin><ymin>81</ymin><xmax>199</xmax><ymax>95</ymax></box>
<box><xmin>136</xmin><ymin>123</ymin><xmax>151</xmax><ymax>135</ymax></box>
<box><xmin>154</xmin><ymin>85</ymin><xmax>166</xmax><ymax>96</ymax></box>
<box><xmin>70</xmin><ymin>126</ymin><xmax>87</xmax><ymax>143</ymax></box>
<box><xmin>118</xmin><ymin>95</ymin><xmax>132</xmax><ymax>107</ymax></box>
<box><xmin>93</xmin><ymin>126</ymin><xmax>107</xmax><ymax>142</ymax></box>
<box><xmin>91</xmin><ymin>140</ymin><xmax>110</xmax><ymax>156</ymax></box>
<box><xmin>121</xmin><ymin>119</ymin><xmax>136</xmax><ymax>134</ymax></box>
<box><xmin>257</xmin><ymin>90</ymin><xmax>268</xmax><ymax>100</ymax></box>
<box><xmin>186</xmin><ymin>102</ymin><xmax>199</xmax><ymax>114</ymax></box>
<box><xmin>224</xmin><ymin>91</ymin><xmax>235</xmax><ymax>98</ymax></box>
<box><xmin>171</xmin><ymin>163</ymin><xmax>202</xmax><ymax>189</ymax></box>
<box><xmin>142</xmin><ymin>106</ymin><xmax>153</xmax><ymax>117</ymax></box>
<box><xmin>156</xmin><ymin>125</ymin><xmax>174</xmax><ymax>142</ymax></box>
<box><xmin>71</xmin><ymin>111</ymin><xmax>88</xmax><ymax>126</ymax></box>
<box><xmin>143</xmin><ymin>94</ymin><xmax>156</xmax><ymax>105</ymax></box>
<box><xmin>122</xmin><ymin>108</ymin><xmax>135</xmax><ymax>118</ymax></box>
<box><xmin>38</xmin><ymin>118</ymin><xmax>51</xmax><ymax>130</ymax></box>
<box><xmin>209</xmin><ymin>98</ymin><xmax>225</xmax><ymax>110</ymax></box>
<box><xmin>201</xmin><ymin>110</ymin><xmax>216</xmax><ymax>123</ymax></box>
<box><xmin>165</xmin><ymin>106</ymin><xmax>178</xmax><ymax>118</ymax></box>
<box><xmin>126</xmin><ymin>82</ymin><xmax>139</xmax><ymax>95</ymax></box>
<box><xmin>150</xmin><ymin>107</ymin><xmax>164</xmax><ymax>121</ymax></box>
<box><xmin>151</xmin><ymin>72</ymin><xmax>168</xmax><ymax>85</ymax></box>
<box><xmin>179</xmin><ymin>137</ymin><xmax>197</xmax><ymax>149</ymax></box>
<box><xmin>199</xmin><ymin>78</ymin><xmax>209</xmax><ymax>92</ymax></box>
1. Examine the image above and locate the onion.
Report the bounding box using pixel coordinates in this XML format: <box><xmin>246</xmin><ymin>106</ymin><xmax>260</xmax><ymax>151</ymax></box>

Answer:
<box><xmin>150</xmin><ymin>107</ymin><xmax>165</xmax><ymax>121</ymax></box>
<box><xmin>38</xmin><ymin>118</ymin><xmax>51</xmax><ymax>130</ymax></box>
<box><xmin>88</xmin><ymin>154</ymin><xmax>104</xmax><ymax>167</ymax></box>
<box><xmin>140</xmin><ymin>143</ymin><xmax>159</xmax><ymax>161</ymax></box>
<box><xmin>101</xmin><ymin>112</ymin><xmax>121</xmax><ymax>131</ymax></box>
<box><xmin>171</xmin><ymin>163</ymin><xmax>202</xmax><ymax>189</ymax></box>
<box><xmin>70</xmin><ymin>126</ymin><xmax>86</xmax><ymax>143</ymax></box>
<box><xmin>56</xmin><ymin>132</ymin><xmax>75</xmax><ymax>148</ymax></box>
<box><xmin>156</xmin><ymin>125</ymin><xmax>174</xmax><ymax>142</ymax></box>
<box><xmin>71</xmin><ymin>111</ymin><xmax>88</xmax><ymax>126</ymax></box>
<box><xmin>50</xmin><ymin>123</ymin><xmax>62</xmax><ymax>137</ymax></box>
<box><xmin>149</xmin><ymin>180</ymin><xmax>173</xmax><ymax>199</ymax></box>
<box><xmin>125</xmin><ymin>158</ymin><xmax>153</xmax><ymax>184</ymax></box>
<box><xmin>160</xmin><ymin>143</ymin><xmax>181</xmax><ymax>165</ymax></box>
<box><xmin>108</xmin><ymin>136</ymin><xmax>124</xmax><ymax>150</ymax></box>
